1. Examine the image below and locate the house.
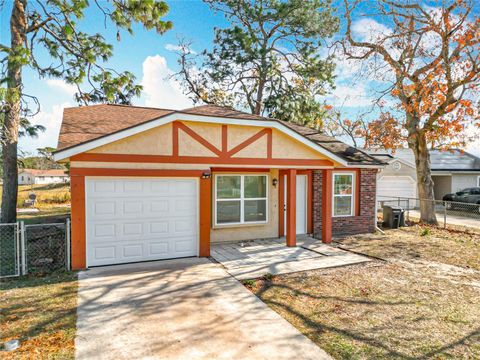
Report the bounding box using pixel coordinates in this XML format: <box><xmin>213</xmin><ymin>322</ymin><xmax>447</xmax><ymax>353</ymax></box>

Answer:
<box><xmin>53</xmin><ymin>104</ymin><xmax>384</xmax><ymax>270</ymax></box>
<box><xmin>369</xmin><ymin>149</ymin><xmax>480</xmax><ymax>200</ymax></box>
<box><xmin>18</xmin><ymin>168</ymin><xmax>69</xmax><ymax>185</ymax></box>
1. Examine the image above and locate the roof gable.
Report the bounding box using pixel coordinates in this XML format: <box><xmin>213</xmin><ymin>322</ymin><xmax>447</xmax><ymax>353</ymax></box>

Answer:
<box><xmin>54</xmin><ymin>104</ymin><xmax>384</xmax><ymax>167</ymax></box>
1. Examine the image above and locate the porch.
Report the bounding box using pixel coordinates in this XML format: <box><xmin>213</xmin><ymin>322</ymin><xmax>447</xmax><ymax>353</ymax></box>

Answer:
<box><xmin>211</xmin><ymin>237</ymin><xmax>370</xmax><ymax>280</ymax></box>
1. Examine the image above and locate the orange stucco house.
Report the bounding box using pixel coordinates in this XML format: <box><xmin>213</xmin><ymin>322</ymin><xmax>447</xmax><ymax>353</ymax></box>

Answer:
<box><xmin>53</xmin><ymin>104</ymin><xmax>384</xmax><ymax>270</ymax></box>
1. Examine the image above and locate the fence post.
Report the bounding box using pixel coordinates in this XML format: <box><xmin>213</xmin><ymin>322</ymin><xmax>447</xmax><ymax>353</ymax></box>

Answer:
<box><xmin>20</xmin><ymin>221</ymin><xmax>26</xmax><ymax>275</ymax></box>
<box><xmin>15</xmin><ymin>222</ymin><xmax>20</xmax><ymax>277</ymax></box>
<box><xmin>443</xmin><ymin>201</ymin><xmax>447</xmax><ymax>229</ymax></box>
<box><xmin>66</xmin><ymin>218</ymin><xmax>71</xmax><ymax>271</ymax></box>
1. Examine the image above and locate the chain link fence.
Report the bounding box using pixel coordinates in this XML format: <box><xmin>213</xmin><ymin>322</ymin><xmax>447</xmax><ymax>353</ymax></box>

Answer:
<box><xmin>377</xmin><ymin>196</ymin><xmax>480</xmax><ymax>229</ymax></box>
<box><xmin>0</xmin><ymin>219</ymin><xmax>70</xmax><ymax>279</ymax></box>
<box><xmin>0</xmin><ymin>223</ymin><xmax>20</xmax><ymax>278</ymax></box>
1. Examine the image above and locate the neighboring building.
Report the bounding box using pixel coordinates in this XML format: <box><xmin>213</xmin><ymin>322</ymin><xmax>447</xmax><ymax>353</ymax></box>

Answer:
<box><xmin>18</xmin><ymin>169</ymin><xmax>69</xmax><ymax>185</ymax></box>
<box><xmin>53</xmin><ymin>104</ymin><xmax>384</xmax><ymax>270</ymax></box>
<box><xmin>369</xmin><ymin>149</ymin><xmax>480</xmax><ymax>200</ymax></box>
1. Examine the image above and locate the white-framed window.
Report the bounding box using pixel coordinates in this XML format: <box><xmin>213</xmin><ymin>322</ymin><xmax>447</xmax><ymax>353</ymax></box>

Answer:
<box><xmin>477</xmin><ymin>175</ymin><xmax>480</xmax><ymax>187</ymax></box>
<box><xmin>214</xmin><ymin>174</ymin><xmax>268</xmax><ymax>226</ymax></box>
<box><xmin>333</xmin><ymin>172</ymin><xmax>355</xmax><ymax>217</ymax></box>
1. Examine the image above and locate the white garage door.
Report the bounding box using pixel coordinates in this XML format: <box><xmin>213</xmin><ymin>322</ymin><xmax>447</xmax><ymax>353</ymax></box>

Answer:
<box><xmin>377</xmin><ymin>176</ymin><xmax>417</xmax><ymax>199</ymax></box>
<box><xmin>86</xmin><ymin>177</ymin><xmax>198</xmax><ymax>267</ymax></box>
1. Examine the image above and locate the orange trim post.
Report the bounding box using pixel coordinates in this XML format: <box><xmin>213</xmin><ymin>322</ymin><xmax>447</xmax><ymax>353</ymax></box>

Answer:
<box><xmin>199</xmin><ymin>176</ymin><xmax>212</xmax><ymax>256</ymax></box>
<box><xmin>71</xmin><ymin>174</ymin><xmax>86</xmax><ymax>270</ymax></box>
<box><xmin>322</xmin><ymin>169</ymin><xmax>333</xmax><ymax>243</ymax></box>
<box><xmin>355</xmin><ymin>169</ymin><xmax>361</xmax><ymax>216</ymax></box>
<box><xmin>286</xmin><ymin>169</ymin><xmax>297</xmax><ymax>247</ymax></box>
<box><xmin>278</xmin><ymin>170</ymin><xmax>286</xmax><ymax>237</ymax></box>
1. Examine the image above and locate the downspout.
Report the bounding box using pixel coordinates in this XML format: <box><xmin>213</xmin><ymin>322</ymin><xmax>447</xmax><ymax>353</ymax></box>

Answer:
<box><xmin>374</xmin><ymin>168</ymin><xmax>385</xmax><ymax>234</ymax></box>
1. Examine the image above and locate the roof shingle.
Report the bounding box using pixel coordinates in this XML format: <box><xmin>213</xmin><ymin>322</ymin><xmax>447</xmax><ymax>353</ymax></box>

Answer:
<box><xmin>56</xmin><ymin>104</ymin><xmax>384</xmax><ymax>166</ymax></box>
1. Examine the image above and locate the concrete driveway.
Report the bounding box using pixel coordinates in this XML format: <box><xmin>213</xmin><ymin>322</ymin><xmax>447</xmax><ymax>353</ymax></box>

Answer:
<box><xmin>76</xmin><ymin>258</ymin><xmax>331</xmax><ymax>360</ymax></box>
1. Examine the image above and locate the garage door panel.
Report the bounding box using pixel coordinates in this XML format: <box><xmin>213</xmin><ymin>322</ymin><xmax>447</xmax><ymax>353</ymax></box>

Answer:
<box><xmin>377</xmin><ymin>176</ymin><xmax>416</xmax><ymax>199</ymax></box>
<box><xmin>86</xmin><ymin>177</ymin><xmax>198</xmax><ymax>267</ymax></box>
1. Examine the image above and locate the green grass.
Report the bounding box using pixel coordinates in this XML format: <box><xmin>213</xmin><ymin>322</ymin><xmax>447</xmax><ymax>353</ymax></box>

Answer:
<box><xmin>0</xmin><ymin>272</ymin><xmax>78</xmax><ymax>359</ymax></box>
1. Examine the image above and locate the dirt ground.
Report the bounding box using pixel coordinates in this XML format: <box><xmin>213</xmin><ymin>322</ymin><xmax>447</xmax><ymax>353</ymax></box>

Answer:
<box><xmin>247</xmin><ymin>226</ymin><xmax>480</xmax><ymax>359</ymax></box>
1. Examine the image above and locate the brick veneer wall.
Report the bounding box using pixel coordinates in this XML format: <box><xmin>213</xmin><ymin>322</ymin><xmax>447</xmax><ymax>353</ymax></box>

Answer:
<box><xmin>313</xmin><ymin>169</ymin><xmax>377</xmax><ymax>239</ymax></box>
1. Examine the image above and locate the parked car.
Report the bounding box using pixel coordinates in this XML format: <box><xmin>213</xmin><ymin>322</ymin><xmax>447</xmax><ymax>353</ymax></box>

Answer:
<box><xmin>442</xmin><ymin>187</ymin><xmax>480</xmax><ymax>212</ymax></box>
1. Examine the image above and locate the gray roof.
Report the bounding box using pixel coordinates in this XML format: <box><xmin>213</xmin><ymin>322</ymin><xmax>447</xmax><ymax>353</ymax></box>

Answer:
<box><xmin>368</xmin><ymin>148</ymin><xmax>480</xmax><ymax>171</ymax></box>
<box><xmin>279</xmin><ymin>121</ymin><xmax>385</xmax><ymax>166</ymax></box>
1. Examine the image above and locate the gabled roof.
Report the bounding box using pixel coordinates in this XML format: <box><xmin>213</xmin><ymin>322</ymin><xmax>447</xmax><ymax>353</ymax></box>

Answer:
<box><xmin>368</xmin><ymin>148</ymin><xmax>480</xmax><ymax>171</ymax></box>
<box><xmin>19</xmin><ymin>169</ymin><xmax>68</xmax><ymax>177</ymax></box>
<box><xmin>56</xmin><ymin>104</ymin><xmax>384</xmax><ymax>167</ymax></box>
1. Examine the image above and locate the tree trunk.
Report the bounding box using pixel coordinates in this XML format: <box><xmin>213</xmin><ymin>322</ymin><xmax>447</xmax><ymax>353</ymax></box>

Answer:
<box><xmin>411</xmin><ymin>131</ymin><xmax>438</xmax><ymax>225</ymax></box>
<box><xmin>1</xmin><ymin>0</ymin><xmax>27</xmax><ymax>223</ymax></box>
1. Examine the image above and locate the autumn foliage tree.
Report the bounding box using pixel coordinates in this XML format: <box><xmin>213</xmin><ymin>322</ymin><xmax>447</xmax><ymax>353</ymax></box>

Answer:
<box><xmin>343</xmin><ymin>0</ymin><xmax>480</xmax><ymax>224</ymax></box>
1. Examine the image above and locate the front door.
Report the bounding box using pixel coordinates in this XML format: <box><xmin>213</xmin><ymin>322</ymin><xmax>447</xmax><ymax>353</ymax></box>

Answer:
<box><xmin>284</xmin><ymin>174</ymin><xmax>307</xmax><ymax>234</ymax></box>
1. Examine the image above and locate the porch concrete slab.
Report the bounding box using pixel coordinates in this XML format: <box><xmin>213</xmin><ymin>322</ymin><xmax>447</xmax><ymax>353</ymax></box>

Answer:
<box><xmin>211</xmin><ymin>238</ymin><xmax>370</xmax><ymax>280</ymax></box>
<box><xmin>76</xmin><ymin>258</ymin><xmax>330</xmax><ymax>360</ymax></box>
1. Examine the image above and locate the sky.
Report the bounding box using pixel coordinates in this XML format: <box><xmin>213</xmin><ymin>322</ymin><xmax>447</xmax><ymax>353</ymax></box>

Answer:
<box><xmin>0</xmin><ymin>0</ymin><xmax>478</xmax><ymax>157</ymax></box>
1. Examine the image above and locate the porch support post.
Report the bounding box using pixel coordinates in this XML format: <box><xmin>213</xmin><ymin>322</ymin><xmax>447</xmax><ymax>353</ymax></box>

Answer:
<box><xmin>322</xmin><ymin>169</ymin><xmax>333</xmax><ymax>243</ymax></box>
<box><xmin>199</xmin><ymin>175</ymin><xmax>212</xmax><ymax>256</ymax></box>
<box><xmin>71</xmin><ymin>174</ymin><xmax>86</xmax><ymax>270</ymax></box>
<box><xmin>286</xmin><ymin>169</ymin><xmax>297</xmax><ymax>247</ymax></box>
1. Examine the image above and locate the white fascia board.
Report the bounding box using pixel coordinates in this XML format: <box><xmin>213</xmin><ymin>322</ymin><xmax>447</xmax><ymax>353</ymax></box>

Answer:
<box><xmin>54</xmin><ymin>112</ymin><xmax>350</xmax><ymax>165</ymax></box>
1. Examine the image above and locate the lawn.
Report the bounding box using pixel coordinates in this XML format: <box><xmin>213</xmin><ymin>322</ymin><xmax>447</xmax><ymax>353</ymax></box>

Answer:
<box><xmin>0</xmin><ymin>183</ymin><xmax>71</xmax><ymax>224</ymax></box>
<box><xmin>0</xmin><ymin>272</ymin><xmax>78</xmax><ymax>359</ymax></box>
<box><xmin>246</xmin><ymin>226</ymin><xmax>480</xmax><ymax>359</ymax></box>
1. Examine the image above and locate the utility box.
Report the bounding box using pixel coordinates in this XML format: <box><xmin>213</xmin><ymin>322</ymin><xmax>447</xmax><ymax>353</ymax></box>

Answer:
<box><xmin>382</xmin><ymin>205</ymin><xmax>405</xmax><ymax>228</ymax></box>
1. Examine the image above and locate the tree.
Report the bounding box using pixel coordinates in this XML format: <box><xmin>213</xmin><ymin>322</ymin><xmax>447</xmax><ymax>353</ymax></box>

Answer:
<box><xmin>175</xmin><ymin>0</ymin><xmax>339</xmax><ymax>125</ymax></box>
<box><xmin>342</xmin><ymin>0</ymin><xmax>480</xmax><ymax>224</ymax></box>
<box><xmin>0</xmin><ymin>0</ymin><xmax>172</xmax><ymax>222</ymax></box>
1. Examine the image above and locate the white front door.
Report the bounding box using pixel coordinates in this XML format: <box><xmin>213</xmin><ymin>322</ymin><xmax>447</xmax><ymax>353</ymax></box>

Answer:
<box><xmin>85</xmin><ymin>177</ymin><xmax>198</xmax><ymax>267</ymax></box>
<box><xmin>284</xmin><ymin>174</ymin><xmax>308</xmax><ymax>235</ymax></box>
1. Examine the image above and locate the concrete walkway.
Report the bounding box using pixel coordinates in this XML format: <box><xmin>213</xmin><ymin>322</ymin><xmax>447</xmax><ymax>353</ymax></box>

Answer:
<box><xmin>76</xmin><ymin>258</ymin><xmax>331</xmax><ymax>360</ymax></box>
<box><xmin>211</xmin><ymin>237</ymin><xmax>370</xmax><ymax>280</ymax></box>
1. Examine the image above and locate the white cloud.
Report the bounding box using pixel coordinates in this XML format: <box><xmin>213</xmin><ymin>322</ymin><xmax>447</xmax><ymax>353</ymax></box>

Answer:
<box><xmin>140</xmin><ymin>55</ymin><xmax>193</xmax><ymax>109</ymax></box>
<box><xmin>18</xmin><ymin>102</ymin><xmax>70</xmax><ymax>154</ymax></box>
<box><xmin>46</xmin><ymin>79</ymin><xmax>77</xmax><ymax>97</ymax></box>
<box><xmin>165</xmin><ymin>43</ymin><xmax>197</xmax><ymax>54</ymax></box>
<box><xmin>326</xmin><ymin>83</ymin><xmax>375</xmax><ymax>108</ymax></box>
<box><xmin>351</xmin><ymin>18</ymin><xmax>392</xmax><ymax>42</ymax></box>
<box><xmin>465</xmin><ymin>126</ymin><xmax>480</xmax><ymax>157</ymax></box>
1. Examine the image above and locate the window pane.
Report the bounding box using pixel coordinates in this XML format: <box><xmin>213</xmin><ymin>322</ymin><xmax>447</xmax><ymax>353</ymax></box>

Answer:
<box><xmin>217</xmin><ymin>176</ymin><xmax>241</xmax><ymax>199</ymax></box>
<box><xmin>244</xmin><ymin>176</ymin><xmax>267</xmax><ymax>198</ymax></box>
<box><xmin>334</xmin><ymin>174</ymin><xmax>353</xmax><ymax>195</ymax></box>
<box><xmin>334</xmin><ymin>196</ymin><xmax>352</xmax><ymax>216</ymax></box>
<box><xmin>244</xmin><ymin>200</ymin><xmax>267</xmax><ymax>222</ymax></box>
<box><xmin>217</xmin><ymin>201</ymin><xmax>241</xmax><ymax>224</ymax></box>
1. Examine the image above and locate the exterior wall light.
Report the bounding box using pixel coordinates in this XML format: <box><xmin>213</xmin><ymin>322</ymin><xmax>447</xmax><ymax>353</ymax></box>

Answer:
<box><xmin>272</xmin><ymin>178</ymin><xmax>278</xmax><ymax>187</ymax></box>
<box><xmin>202</xmin><ymin>172</ymin><xmax>211</xmax><ymax>179</ymax></box>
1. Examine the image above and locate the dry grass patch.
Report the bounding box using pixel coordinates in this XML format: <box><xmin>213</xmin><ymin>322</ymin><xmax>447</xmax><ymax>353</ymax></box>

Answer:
<box><xmin>0</xmin><ymin>272</ymin><xmax>77</xmax><ymax>359</ymax></box>
<box><xmin>248</xmin><ymin>261</ymin><xmax>480</xmax><ymax>359</ymax></box>
<box><xmin>246</xmin><ymin>227</ymin><xmax>480</xmax><ymax>359</ymax></box>
<box><xmin>338</xmin><ymin>226</ymin><xmax>479</xmax><ymax>270</ymax></box>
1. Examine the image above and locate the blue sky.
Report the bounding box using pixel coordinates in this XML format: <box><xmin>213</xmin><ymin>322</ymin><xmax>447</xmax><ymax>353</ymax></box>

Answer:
<box><xmin>0</xmin><ymin>0</ymin><xmax>478</xmax><ymax>156</ymax></box>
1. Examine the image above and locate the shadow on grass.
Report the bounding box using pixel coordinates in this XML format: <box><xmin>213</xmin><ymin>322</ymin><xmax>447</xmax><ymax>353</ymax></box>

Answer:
<box><xmin>254</xmin><ymin>279</ymin><xmax>479</xmax><ymax>360</ymax></box>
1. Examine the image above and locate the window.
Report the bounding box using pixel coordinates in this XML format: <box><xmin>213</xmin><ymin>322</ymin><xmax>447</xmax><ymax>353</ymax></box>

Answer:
<box><xmin>333</xmin><ymin>172</ymin><xmax>355</xmax><ymax>217</ymax></box>
<box><xmin>215</xmin><ymin>175</ymin><xmax>268</xmax><ymax>225</ymax></box>
<box><xmin>21</xmin><ymin>176</ymin><xmax>24</xmax><ymax>181</ymax></box>
<box><xmin>477</xmin><ymin>176</ymin><xmax>480</xmax><ymax>187</ymax></box>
